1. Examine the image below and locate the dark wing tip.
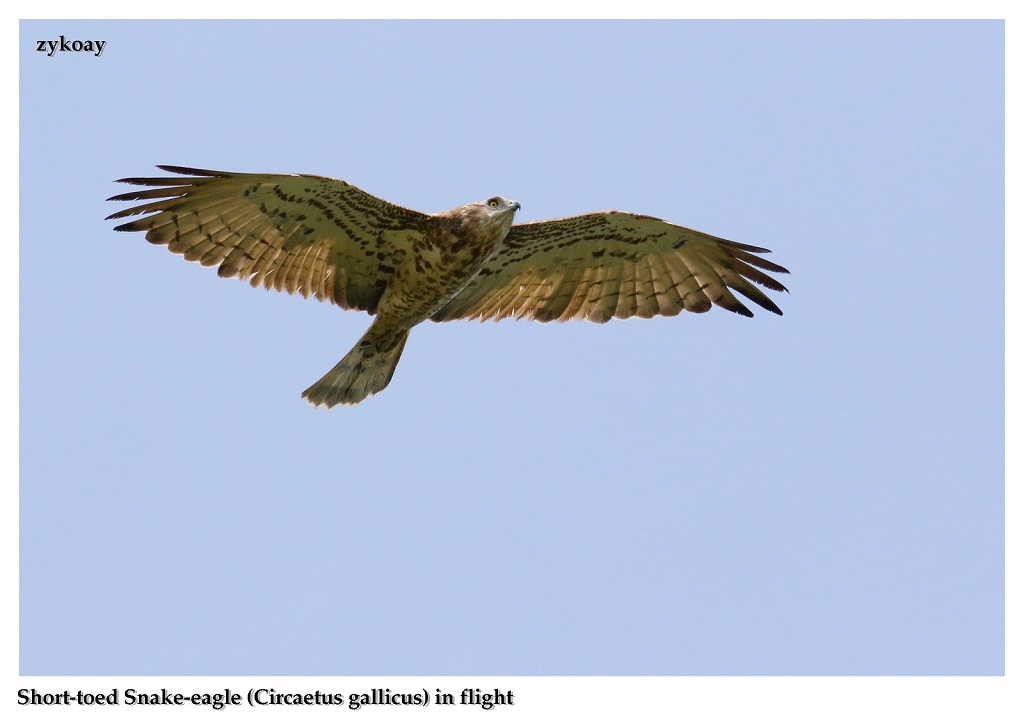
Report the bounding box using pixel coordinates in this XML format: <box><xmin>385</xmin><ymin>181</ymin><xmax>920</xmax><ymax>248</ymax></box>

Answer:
<box><xmin>750</xmin><ymin>287</ymin><xmax>785</xmax><ymax>315</ymax></box>
<box><xmin>718</xmin><ymin>238</ymin><xmax>773</xmax><ymax>254</ymax></box>
<box><xmin>112</xmin><ymin>165</ymin><xmax>229</xmax><ymax>186</ymax></box>
<box><xmin>107</xmin><ymin>190</ymin><xmax>141</xmax><ymax>202</ymax></box>
<box><xmin>719</xmin><ymin>238</ymin><xmax>791</xmax><ymax>276</ymax></box>
<box><xmin>729</xmin><ymin>288</ymin><xmax>784</xmax><ymax>317</ymax></box>
<box><xmin>155</xmin><ymin>165</ymin><xmax>227</xmax><ymax>177</ymax></box>
<box><xmin>727</xmin><ymin>303</ymin><xmax>756</xmax><ymax>318</ymax></box>
<box><xmin>106</xmin><ymin>214</ymin><xmax>146</xmax><ymax>230</ymax></box>
<box><xmin>741</xmin><ymin>284</ymin><xmax>785</xmax><ymax>316</ymax></box>
<box><xmin>107</xmin><ymin>165</ymin><xmax>224</xmax><ymax>223</ymax></box>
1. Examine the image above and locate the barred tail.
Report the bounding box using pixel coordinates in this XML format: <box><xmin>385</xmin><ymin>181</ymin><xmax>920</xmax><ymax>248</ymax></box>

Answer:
<box><xmin>302</xmin><ymin>328</ymin><xmax>410</xmax><ymax>407</ymax></box>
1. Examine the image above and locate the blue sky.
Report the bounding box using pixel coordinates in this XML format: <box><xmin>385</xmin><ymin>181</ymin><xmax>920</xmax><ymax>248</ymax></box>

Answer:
<box><xmin>19</xmin><ymin>20</ymin><xmax>1003</xmax><ymax>676</ymax></box>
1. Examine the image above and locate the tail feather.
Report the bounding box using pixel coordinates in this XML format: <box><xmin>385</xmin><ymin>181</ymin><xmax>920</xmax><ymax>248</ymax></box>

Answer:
<box><xmin>302</xmin><ymin>329</ymin><xmax>410</xmax><ymax>407</ymax></box>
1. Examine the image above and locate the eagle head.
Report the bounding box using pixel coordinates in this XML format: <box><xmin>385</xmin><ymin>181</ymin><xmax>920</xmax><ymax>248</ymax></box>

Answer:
<box><xmin>475</xmin><ymin>196</ymin><xmax>520</xmax><ymax>232</ymax></box>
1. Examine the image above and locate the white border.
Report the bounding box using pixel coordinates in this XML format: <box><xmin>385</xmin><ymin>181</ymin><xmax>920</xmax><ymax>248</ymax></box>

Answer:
<box><xmin>8</xmin><ymin>3</ymin><xmax>1017</xmax><ymax>716</ymax></box>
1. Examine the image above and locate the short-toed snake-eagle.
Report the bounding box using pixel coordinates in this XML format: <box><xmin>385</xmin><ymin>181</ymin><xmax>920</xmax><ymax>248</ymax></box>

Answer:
<box><xmin>108</xmin><ymin>166</ymin><xmax>789</xmax><ymax>407</ymax></box>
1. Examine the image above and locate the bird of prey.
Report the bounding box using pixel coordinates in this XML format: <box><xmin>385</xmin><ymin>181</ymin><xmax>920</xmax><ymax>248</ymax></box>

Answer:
<box><xmin>107</xmin><ymin>166</ymin><xmax>789</xmax><ymax>407</ymax></box>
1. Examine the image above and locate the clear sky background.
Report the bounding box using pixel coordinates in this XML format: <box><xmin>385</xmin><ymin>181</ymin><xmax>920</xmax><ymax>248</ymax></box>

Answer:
<box><xmin>19</xmin><ymin>20</ymin><xmax>1003</xmax><ymax>676</ymax></box>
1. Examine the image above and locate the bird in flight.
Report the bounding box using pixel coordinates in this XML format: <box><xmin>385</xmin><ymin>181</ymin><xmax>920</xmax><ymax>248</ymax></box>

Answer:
<box><xmin>107</xmin><ymin>166</ymin><xmax>789</xmax><ymax>407</ymax></box>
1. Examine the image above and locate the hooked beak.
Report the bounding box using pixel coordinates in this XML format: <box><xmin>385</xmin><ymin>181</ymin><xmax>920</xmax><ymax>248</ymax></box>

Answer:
<box><xmin>511</xmin><ymin>201</ymin><xmax>521</xmax><ymax>212</ymax></box>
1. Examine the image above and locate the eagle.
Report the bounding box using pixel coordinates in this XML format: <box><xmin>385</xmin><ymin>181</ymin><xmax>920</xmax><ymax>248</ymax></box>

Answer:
<box><xmin>107</xmin><ymin>166</ymin><xmax>789</xmax><ymax>407</ymax></box>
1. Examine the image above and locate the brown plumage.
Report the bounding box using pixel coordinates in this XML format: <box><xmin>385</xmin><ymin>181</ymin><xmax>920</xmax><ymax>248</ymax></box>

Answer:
<box><xmin>107</xmin><ymin>166</ymin><xmax>789</xmax><ymax>406</ymax></box>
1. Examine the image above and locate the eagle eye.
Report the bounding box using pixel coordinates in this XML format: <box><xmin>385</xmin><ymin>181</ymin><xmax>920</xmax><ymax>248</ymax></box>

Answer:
<box><xmin>487</xmin><ymin>198</ymin><xmax>500</xmax><ymax>208</ymax></box>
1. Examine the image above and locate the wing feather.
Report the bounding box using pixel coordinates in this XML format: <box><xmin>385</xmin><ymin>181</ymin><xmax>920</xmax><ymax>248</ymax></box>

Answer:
<box><xmin>648</xmin><ymin>252</ymin><xmax>685</xmax><ymax>318</ymax></box>
<box><xmin>432</xmin><ymin>210</ymin><xmax>788</xmax><ymax>323</ymax></box>
<box><xmin>575</xmin><ymin>263</ymin><xmax>609</xmax><ymax>321</ymax></box>
<box><xmin>663</xmin><ymin>252</ymin><xmax>712</xmax><ymax>313</ymax></box>
<box><xmin>532</xmin><ymin>263</ymin><xmax>583</xmax><ymax>322</ymax></box>
<box><xmin>562</xmin><ymin>264</ymin><xmax>598</xmax><ymax>320</ymax></box>
<box><xmin>217</xmin><ymin>217</ymin><xmax>279</xmax><ymax>278</ymax></box>
<box><xmin>516</xmin><ymin>273</ymin><xmax>560</xmax><ymax>320</ymax></box>
<box><xmin>677</xmin><ymin>251</ymin><xmax>750</xmax><ymax>316</ymax></box>
<box><xmin>613</xmin><ymin>259</ymin><xmax>639</xmax><ymax>320</ymax></box>
<box><xmin>107</xmin><ymin>166</ymin><xmax>431</xmax><ymax>313</ymax></box>
<box><xmin>632</xmin><ymin>254</ymin><xmax>657</xmax><ymax>319</ymax></box>
<box><xmin>588</xmin><ymin>263</ymin><xmax>622</xmax><ymax>323</ymax></box>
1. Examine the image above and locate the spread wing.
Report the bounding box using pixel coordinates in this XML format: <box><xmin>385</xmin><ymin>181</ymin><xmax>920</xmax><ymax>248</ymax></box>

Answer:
<box><xmin>430</xmin><ymin>211</ymin><xmax>789</xmax><ymax>323</ymax></box>
<box><xmin>106</xmin><ymin>166</ymin><xmax>431</xmax><ymax>314</ymax></box>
